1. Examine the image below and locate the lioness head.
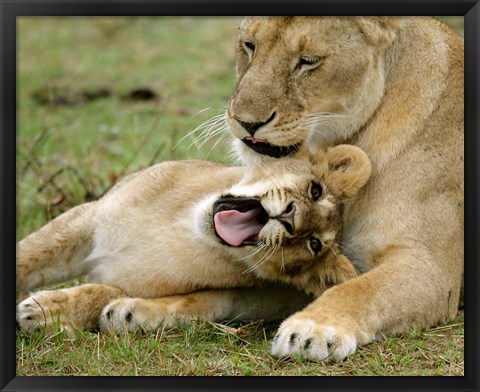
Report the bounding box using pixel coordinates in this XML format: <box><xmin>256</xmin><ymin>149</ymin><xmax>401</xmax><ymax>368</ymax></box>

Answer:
<box><xmin>196</xmin><ymin>145</ymin><xmax>371</xmax><ymax>294</ymax></box>
<box><xmin>226</xmin><ymin>16</ymin><xmax>403</xmax><ymax>163</ymax></box>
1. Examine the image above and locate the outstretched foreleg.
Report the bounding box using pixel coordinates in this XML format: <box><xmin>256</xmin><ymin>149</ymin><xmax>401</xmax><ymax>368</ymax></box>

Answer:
<box><xmin>99</xmin><ymin>285</ymin><xmax>313</xmax><ymax>332</ymax></box>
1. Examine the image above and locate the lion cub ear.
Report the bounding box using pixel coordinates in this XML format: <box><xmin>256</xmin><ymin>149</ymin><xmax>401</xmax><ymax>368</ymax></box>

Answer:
<box><xmin>321</xmin><ymin>144</ymin><xmax>372</xmax><ymax>198</ymax></box>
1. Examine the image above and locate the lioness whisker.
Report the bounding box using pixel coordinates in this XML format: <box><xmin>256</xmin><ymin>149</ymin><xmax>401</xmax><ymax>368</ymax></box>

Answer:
<box><xmin>306</xmin><ymin>128</ymin><xmax>329</xmax><ymax>139</ymax></box>
<box><xmin>172</xmin><ymin>120</ymin><xmax>215</xmax><ymax>149</ymax></box>
<box><xmin>303</xmin><ymin>113</ymin><xmax>351</xmax><ymax>123</ymax></box>
<box><xmin>188</xmin><ymin>121</ymin><xmax>228</xmax><ymax>151</ymax></box>
<box><xmin>190</xmin><ymin>106</ymin><xmax>227</xmax><ymax>118</ymax></box>
<box><xmin>302</xmin><ymin>112</ymin><xmax>352</xmax><ymax>132</ymax></box>
<box><xmin>174</xmin><ymin>113</ymin><xmax>227</xmax><ymax>149</ymax></box>
<box><xmin>190</xmin><ymin>125</ymin><xmax>224</xmax><ymax>150</ymax></box>
<box><xmin>204</xmin><ymin>128</ymin><xmax>232</xmax><ymax>157</ymax></box>
<box><xmin>193</xmin><ymin>115</ymin><xmax>226</xmax><ymax>139</ymax></box>
<box><xmin>303</xmin><ymin>116</ymin><xmax>347</xmax><ymax>124</ymax></box>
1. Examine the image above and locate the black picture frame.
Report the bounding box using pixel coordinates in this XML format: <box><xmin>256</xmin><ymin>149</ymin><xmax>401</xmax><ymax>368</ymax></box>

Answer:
<box><xmin>2</xmin><ymin>1</ymin><xmax>478</xmax><ymax>391</ymax></box>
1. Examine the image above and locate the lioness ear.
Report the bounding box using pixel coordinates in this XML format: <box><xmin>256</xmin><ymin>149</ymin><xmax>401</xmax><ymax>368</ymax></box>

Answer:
<box><xmin>323</xmin><ymin>145</ymin><xmax>372</xmax><ymax>198</ymax></box>
<box><xmin>356</xmin><ymin>16</ymin><xmax>405</xmax><ymax>50</ymax></box>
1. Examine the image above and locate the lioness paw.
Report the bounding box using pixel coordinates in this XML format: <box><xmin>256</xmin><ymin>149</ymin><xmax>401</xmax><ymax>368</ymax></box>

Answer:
<box><xmin>271</xmin><ymin>317</ymin><xmax>356</xmax><ymax>362</ymax></box>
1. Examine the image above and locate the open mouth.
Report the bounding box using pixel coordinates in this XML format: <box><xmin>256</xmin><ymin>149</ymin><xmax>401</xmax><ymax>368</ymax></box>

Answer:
<box><xmin>242</xmin><ymin>138</ymin><xmax>300</xmax><ymax>158</ymax></box>
<box><xmin>213</xmin><ymin>197</ymin><xmax>269</xmax><ymax>247</ymax></box>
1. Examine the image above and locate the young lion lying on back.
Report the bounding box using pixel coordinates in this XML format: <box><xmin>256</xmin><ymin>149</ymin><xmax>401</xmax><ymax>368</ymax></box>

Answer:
<box><xmin>17</xmin><ymin>145</ymin><xmax>371</xmax><ymax>335</ymax></box>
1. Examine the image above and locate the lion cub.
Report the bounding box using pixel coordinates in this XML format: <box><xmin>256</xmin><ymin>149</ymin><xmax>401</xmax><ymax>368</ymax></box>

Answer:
<box><xmin>17</xmin><ymin>145</ymin><xmax>371</xmax><ymax>334</ymax></box>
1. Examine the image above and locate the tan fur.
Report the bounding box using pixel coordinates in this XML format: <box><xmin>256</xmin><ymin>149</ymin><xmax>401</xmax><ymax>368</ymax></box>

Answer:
<box><xmin>17</xmin><ymin>146</ymin><xmax>370</xmax><ymax>335</ymax></box>
<box><xmin>226</xmin><ymin>16</ymin><xmax>463</xmax><ymax>362</ymax></box>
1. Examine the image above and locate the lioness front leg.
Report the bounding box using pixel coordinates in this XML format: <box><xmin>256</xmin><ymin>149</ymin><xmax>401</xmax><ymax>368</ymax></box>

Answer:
<box><xmin>271</xmin><ymin>249</ymin><xmax>459</xmax><ymax>362</ymax></box>
<box><xmin>100</xmin><ymin>286</ymin><xmax>313</xmax><ymax>332</ymax></box>
<box><xmin>17</xmin><ymin>283</ymin><xmax>125</xmax><ymax>334</ymax></box>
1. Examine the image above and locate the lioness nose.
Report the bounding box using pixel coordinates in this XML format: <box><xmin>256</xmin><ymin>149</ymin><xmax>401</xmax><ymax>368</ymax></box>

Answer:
<box><xmin>235</xmin><ymin>112</ymin><xmax>276</xmax><ymax>136</ymax></box>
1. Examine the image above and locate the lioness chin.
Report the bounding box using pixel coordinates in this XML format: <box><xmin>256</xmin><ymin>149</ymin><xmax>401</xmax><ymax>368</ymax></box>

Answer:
<box><xmin>226</xmin><ymin>16</ymin><xmax>463</xmax><ymax>362</ymax></box>
<box><xmin>17</xmin><ymin>145</ymin><xmax>370</xmax><ymax>340</ymax></box>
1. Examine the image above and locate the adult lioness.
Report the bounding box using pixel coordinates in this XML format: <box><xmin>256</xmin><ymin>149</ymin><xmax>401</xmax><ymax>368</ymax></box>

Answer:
<box><xmin>226</xmin><ymin>16</ymin><xmax>463</xmax><ymax>362</ymax></box>
<box><xmin>17</xmin><ymin>145</ymin><xmax>370</xmax><ymax>335</ymax></box>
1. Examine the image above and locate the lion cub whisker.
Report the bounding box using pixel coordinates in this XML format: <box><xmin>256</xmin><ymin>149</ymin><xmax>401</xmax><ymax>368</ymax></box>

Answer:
<box><xmin>235</xmin><ymin>241</ymin><xmax>267</xmax><ymax>262</ymax></box>
<box><xmin>243</xmin><ymin>242</ymin><xmax>279</xmax><ymax>275</ymax></box>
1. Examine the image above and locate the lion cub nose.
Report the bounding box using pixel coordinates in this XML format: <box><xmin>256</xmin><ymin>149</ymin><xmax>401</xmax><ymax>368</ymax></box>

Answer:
<box><xmin>234</xmin><ymin>112</ymin><xmax>276</xmax><ymax>136</ymax></box>
<box><xmin>273</xmin><ymin>203</ymin><xmax>296</xmax><ymax>234</ymax></box>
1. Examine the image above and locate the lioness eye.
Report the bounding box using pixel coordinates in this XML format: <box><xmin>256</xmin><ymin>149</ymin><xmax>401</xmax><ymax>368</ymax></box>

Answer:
<box><xmin>309</xmin><ymin>182</ymin><xmax>323</xmax><ymax>201</ymax></box>
<box><xmin>242</xmin><ymin>41</ymin><xmax>255</xmax><ymax>52</ymax></box>
<box><xmin>298</xmin><ymin>56</ymin><xmax>323</xmax><ymax>71</ymax></box>
<box><xmin>308</xmin><ymin>237</ymin><xmax>323</xmax><ymax>255</ymax></box>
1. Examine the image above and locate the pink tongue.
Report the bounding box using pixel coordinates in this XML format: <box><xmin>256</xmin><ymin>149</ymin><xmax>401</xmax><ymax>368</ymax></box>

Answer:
<box><xmin>214</xmin><ymin>208</ymin><xmax>264</xmax><ymax>246</ymax></box>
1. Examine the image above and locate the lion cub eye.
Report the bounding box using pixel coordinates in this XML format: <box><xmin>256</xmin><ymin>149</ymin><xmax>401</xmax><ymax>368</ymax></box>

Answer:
<box><xmin>309</xmin><ymin>182</ymin><xmax>323</xmax><ymax>201</ymax></box>
<box><xmin>307</xmin><ymin>237</ymin><xmax>323</xmax><ymax>255</ymax></box>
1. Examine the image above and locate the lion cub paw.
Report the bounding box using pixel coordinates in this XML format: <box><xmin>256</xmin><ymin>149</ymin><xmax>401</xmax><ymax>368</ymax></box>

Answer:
<box><xmin>16</xmin><ymin>290</ymin><xmax>70</xmax><ymax>334</ymax></box>
<box><xmin>99</xmin><ymin>298</ymin><xmax>178</xmax><ymax>333</ymax></box>
<box><xmin>271</xmin><ymin>317</ymin><xmax>357</xmax><ymax>362</ymax></box>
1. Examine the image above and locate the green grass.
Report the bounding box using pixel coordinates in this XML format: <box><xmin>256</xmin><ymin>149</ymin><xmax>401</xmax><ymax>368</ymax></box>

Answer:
<box><xmin>16</xmin><ymin>314</ymin><xmax>464</xmax><ymax>376</ymax></box>
<box><xmin>16</xmin><ymin>17</ymin><xmax>464</xmax><ymax>376</ymax></box>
